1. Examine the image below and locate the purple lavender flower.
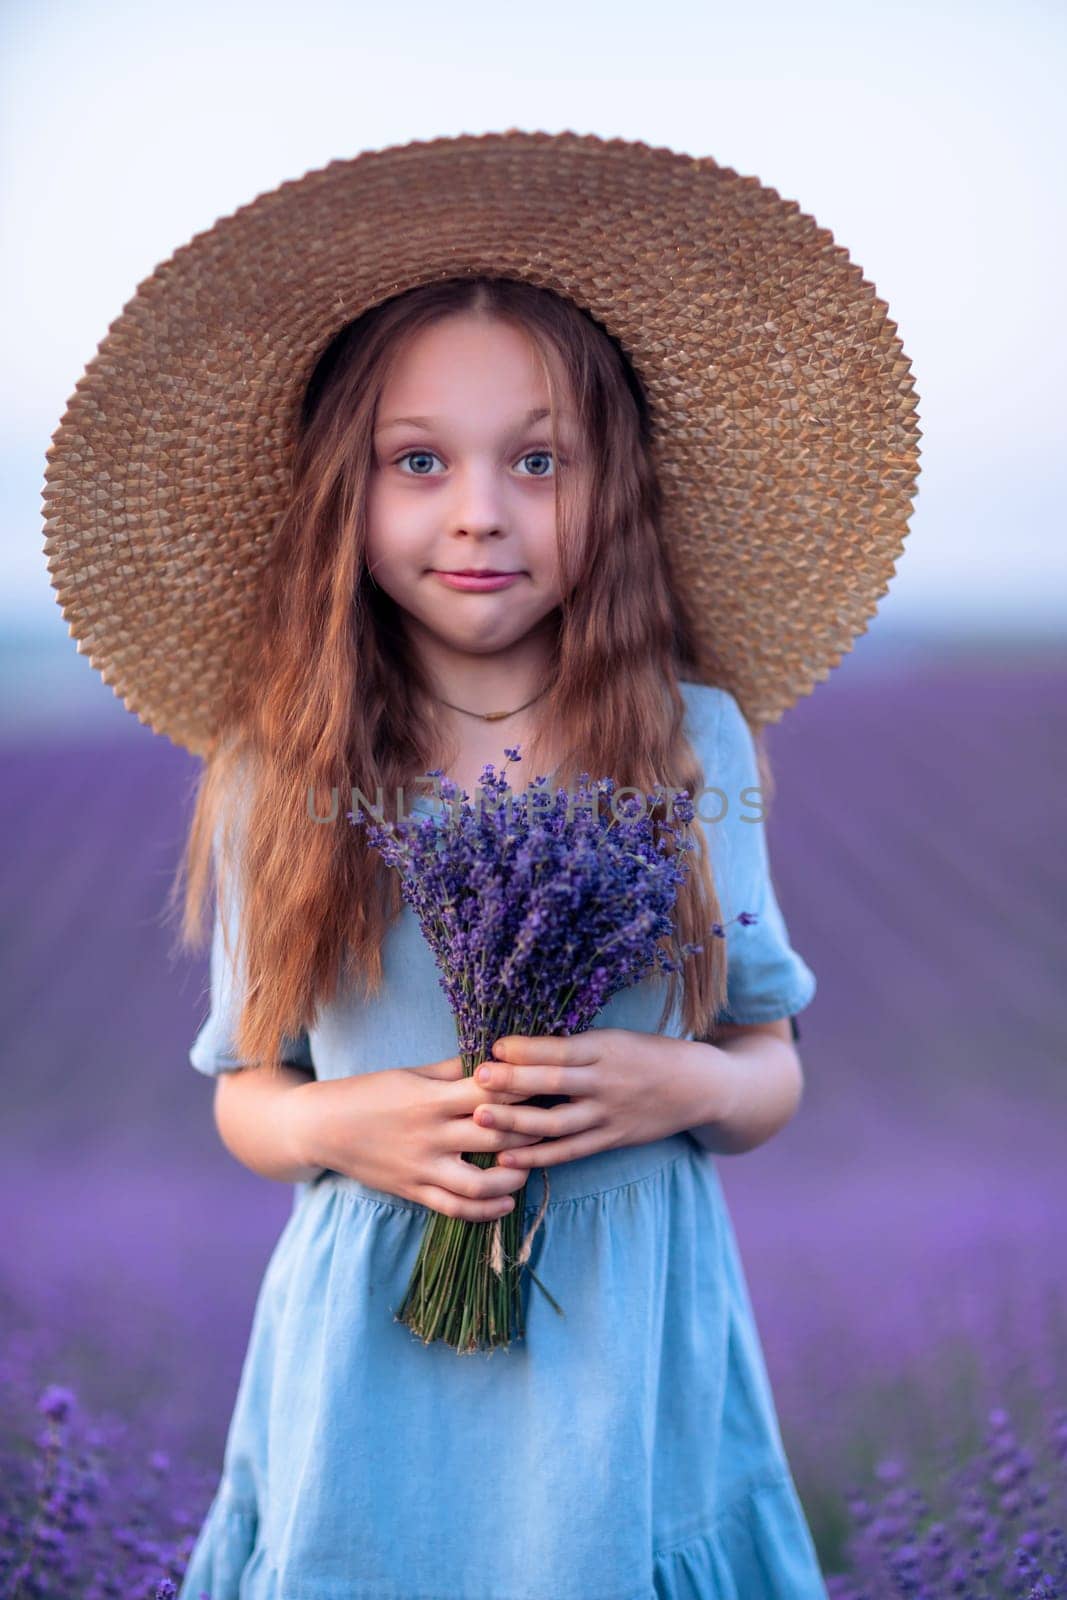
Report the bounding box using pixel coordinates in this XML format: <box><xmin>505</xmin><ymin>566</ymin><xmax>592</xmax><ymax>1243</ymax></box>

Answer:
<box><xmin>350</xmin><ymin>755</ymin><xmax>703</xmax><ymax>1067</ymax></box>
<box><xmin>0</xmin><ymin>1358</ymin><xmax>213</xmax><ymax>1600</ymax></box>
<box><xmin>826</xmin><ymin>1402</ymin><xmax>1067</xmax><ymax>1598</ymax></box>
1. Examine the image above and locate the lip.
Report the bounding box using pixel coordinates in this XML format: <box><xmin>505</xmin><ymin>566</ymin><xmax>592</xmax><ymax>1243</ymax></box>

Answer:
<box><xmin>432</xmin><ymin>570</ymin><xmax>524</xmax><ymax>592</ymax></box>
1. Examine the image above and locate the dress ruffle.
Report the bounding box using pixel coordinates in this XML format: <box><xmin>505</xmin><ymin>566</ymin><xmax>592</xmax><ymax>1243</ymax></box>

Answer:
<box><xmin>180</xmin><ymin>1488</ymin><xmax>258</xmax><ymax>1600</ymax></box>
<box><xmin>649</xmin><ymin>1469</ymin><xmax>827</xmax><ymax>1599</ymax></box>
<box><xmin>182</xmin><ymin>1468</ymin><xmax>825</xmax><ymax>1600</ymax></box>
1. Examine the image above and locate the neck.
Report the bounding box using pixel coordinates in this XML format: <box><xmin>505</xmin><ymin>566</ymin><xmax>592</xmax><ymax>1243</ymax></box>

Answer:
<box><xmin>403</xmin><ymin>622</ymin><xmax>561</xmax><ymax>786</ymax></box>
<box><xmin>408</xmin><ymin>619</ymin><xmax>557</xmax><ymax>719</ymax></box>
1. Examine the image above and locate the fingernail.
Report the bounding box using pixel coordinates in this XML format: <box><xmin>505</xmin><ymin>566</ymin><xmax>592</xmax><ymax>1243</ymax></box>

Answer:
<box><xmin>476</xmin><ymin>1066</ymin><xmax>491</xmax><ymax>1083</ymax></box>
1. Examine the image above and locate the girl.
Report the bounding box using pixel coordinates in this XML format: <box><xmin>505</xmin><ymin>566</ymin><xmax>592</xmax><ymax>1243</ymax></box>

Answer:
<box><xmin>42</xmin><ymin>131</ymin><xmax>921</xmax><ymax>1600</ymax></box>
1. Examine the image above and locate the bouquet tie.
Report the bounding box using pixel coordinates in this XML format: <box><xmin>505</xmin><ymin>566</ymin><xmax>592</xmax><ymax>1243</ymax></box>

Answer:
<box><xmin>491</xmin><ymin>1162</ymin><xmax>552</xmax><ymax>1280</ymax></box>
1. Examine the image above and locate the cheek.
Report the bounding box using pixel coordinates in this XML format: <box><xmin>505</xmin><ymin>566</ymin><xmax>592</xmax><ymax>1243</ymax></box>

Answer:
<box><xmin>365</xmin><ymin>484</ymin><xmax>426</xmax><ymax>569</ymax></box>
<box><xmin>523</xmin><ymin>494</ymin><xmax>566</xmax><ymax>561</ymax></box>
<box><xmin>529</xmin><ymin>528</ymin><xmax>574</xmax><ymax>601</ymax></box>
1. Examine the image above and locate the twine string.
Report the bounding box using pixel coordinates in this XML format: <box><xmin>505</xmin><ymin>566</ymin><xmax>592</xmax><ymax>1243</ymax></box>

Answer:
<box><xmin>489</xmin><ymin>1164</ymin><xmax>551</xmax><ymax>1280</ymax></box>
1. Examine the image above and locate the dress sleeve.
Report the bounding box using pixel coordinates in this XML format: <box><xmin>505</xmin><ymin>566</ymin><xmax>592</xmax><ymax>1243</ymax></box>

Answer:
<box><xmin>700</xmin><ymin>687</ymin><xmax>817</xmax><ymax>1028</ymax></box>
<box><xmin>188</xmin><ymin>818</ymin><xmax>314</xmax><ymax>1078</ymax></box>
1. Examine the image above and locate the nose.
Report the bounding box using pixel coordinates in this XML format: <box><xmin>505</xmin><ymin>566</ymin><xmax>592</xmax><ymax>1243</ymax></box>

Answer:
<box><xmin>446</xmin><ymin>462</ymin><xmax>507</xmax><ymax>539</ymax></box>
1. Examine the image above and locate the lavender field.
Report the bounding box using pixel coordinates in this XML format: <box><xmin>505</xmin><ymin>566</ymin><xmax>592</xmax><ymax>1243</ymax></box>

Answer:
<box><xmin>2</xmin><ymin>641</ymin><xmax>1066</xmax><ymax>1596</ymax></box>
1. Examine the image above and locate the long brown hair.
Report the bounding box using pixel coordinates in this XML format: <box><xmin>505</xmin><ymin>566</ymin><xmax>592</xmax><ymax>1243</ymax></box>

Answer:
<box><xmin>171</xmin><ymin>274</ymin><xmax>754</xmax><ymax>1070</ymax></box>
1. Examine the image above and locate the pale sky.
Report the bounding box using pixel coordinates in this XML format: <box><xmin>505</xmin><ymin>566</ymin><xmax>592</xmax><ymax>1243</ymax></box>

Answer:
<box><xmin>3</xmin><ymin>0</ymin><xmax>1064</xmax><ymax>637</ymax></box>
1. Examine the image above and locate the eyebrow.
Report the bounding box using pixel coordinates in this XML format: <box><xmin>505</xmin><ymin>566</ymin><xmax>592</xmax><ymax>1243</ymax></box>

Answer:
<box><xmin>375</xmin><ymin>406</ymin><xmax>571</xmax><ymax>433</ymax></box>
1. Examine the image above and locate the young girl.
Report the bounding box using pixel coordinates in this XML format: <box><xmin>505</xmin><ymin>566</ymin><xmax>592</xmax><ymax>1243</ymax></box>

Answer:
<box><xmin>42</xmin><ymin>131</ymin><xmax>920</xmax><ymax>1600</ymax></box>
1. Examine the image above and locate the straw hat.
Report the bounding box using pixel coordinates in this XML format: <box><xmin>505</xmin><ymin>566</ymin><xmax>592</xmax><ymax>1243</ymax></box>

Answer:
<box><xmin>42</xmin><ymin>128</ymin><xmax>921</xmax><ymax>753</ymax></box>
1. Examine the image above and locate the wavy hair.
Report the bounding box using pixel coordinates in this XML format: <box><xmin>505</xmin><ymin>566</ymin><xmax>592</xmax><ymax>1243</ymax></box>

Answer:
<box><xmin>171</xmin><ymin>274</ymin><xmax>763</xmax><ymax>1071</ymax></box>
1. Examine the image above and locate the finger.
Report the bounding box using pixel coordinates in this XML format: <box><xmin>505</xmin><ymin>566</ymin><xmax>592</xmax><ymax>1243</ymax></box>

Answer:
<box><xmin>441</xmin><ymin>1155</ymin><xmax>529</xmax><ymax>1201</ymax></box>
<box><xmin>444</xmin><ymin>1120</ymin><xmax>545</xmax><ymax>1155</ymax></box>
<box><xmin>449</xmin><ymin>1072</ymin><xmax>529</xmax><ymax>1109</ymax></box>
<box><xmin>494</xmin><ymin>1127</ymin><xmax>607</xmax><ymax>1169</ymax></box>
<box><xmin>492</xmin><ymin>1035</ymin><xmax>597</xmax><ymax>1067</ymax></box>
<box><xmin>472</xmin><ymin>1097</ymin><xmax>594</xmax><ymax>1141</ymax></box>
<box><xmin>417</xmin><ymin>1184</ymin><xmax>519</xmax><ymax>1224</ymax></box>
<box><xmin>411</xmin><ymin>1055</ymin><xmax>465</xmax><ymax>1081</ymax></box>
<box><xmin>475</xmin><ymin>1061</ymin><xmax>592</xmax><ymax>1099</ymax></box>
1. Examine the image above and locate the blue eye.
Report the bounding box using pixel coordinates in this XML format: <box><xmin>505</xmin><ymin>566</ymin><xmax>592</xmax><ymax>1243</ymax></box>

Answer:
<box><xmin>392</xmin><ymin>449</ymin><xmax>562</xmax><ymax>478</ymax></box>
<box><xmin>516</xmin><ymin>451</ymin><xmax>556</xmax><ymax>478</ymax></box>
<box><xmin>395</xmin><ymin>450</ymin><xmax>443</xmax><ymax>476</ymax></box>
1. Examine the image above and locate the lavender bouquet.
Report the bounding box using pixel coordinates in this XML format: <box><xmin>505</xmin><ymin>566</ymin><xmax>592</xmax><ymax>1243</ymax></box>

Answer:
<box><xmin>347</xmin><ymin>750</ymin><xmax>702</xmax><ymax>1354</ymax></box>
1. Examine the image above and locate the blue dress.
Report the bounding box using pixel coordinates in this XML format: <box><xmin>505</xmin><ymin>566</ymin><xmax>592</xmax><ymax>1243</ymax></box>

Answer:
<box><xmin>178</xmin><ymin>681</ymin><xmax>827</xmax><ymax>1600</ymax></box>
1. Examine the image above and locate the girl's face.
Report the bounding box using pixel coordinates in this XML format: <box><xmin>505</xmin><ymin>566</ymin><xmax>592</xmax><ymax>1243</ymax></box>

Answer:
<box><xmin>366</xmin><ymin>311</ymin><xmax>585</xmax><ymax>667</ymax></box>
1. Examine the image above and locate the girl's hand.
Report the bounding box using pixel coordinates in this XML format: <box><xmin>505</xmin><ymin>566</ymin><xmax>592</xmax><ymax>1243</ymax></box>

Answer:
<box><xmin>470</xmin><ymin>1028</ymin><xmax>723</xmax><ymax>1169</ymax></box>
<box><xmin>292</xmin><ymin>1055</ymin><xmax>545</xmax><ymax>1222</ymax></box>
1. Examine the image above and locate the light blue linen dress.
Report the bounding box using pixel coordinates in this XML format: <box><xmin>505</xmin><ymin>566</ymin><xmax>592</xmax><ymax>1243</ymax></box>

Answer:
<box><xmin>178</xmin><ymin>680</ymin><xmax>827</xmax><ymax>1600</ymax></box>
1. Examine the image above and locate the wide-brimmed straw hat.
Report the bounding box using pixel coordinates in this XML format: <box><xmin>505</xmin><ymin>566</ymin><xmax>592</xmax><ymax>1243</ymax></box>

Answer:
<box><xmin>42</xmin><ymin>128</ymin><xmax>921</xmax><ymax>753</ymax></box>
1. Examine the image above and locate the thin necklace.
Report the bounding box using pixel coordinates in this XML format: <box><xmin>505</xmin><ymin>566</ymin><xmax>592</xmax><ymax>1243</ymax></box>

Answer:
<box><xmin>433</xmin><ymin>685</ymin><xmax>548</xmax><ymax>722</ymax></box>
